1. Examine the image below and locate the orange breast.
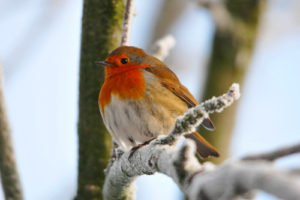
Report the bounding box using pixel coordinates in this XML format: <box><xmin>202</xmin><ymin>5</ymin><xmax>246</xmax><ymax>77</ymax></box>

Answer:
<box><xmin>99</xmin><ymin>68</ymin><xmax>146</xmax><ymax>113</ymax></box>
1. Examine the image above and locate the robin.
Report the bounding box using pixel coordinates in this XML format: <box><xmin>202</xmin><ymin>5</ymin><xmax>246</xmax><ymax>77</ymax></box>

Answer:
<box><xmin>98</xmin><ymin>46</ymin><xmax>219</xmax><ymax>158</ymax></box>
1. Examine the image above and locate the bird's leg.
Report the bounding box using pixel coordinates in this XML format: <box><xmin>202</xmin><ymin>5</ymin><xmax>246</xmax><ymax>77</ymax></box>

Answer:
<box><xmin>111</xmin><ymin>142</ymin><xmax>124</xmax><ymax>160</ymax></box>
<box><xmin>129</xmin><ymin>138</ymin><xmax>155</xmax><ymax>158</ymax></box>
<box><xmin>105</xmin><ymin>141</ymin><xmax>124</xmax><ymax>174</ymax></box>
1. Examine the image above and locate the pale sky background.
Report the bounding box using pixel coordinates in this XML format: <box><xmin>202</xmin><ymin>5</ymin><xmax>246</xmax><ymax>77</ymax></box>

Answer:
<box><xmin>0</xmin><ymin>0</ymin><xmax>299</xmax><ymax>200</ymax></box>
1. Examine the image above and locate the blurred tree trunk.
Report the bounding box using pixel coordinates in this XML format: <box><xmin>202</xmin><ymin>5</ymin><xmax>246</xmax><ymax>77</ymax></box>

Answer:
<box><xmin>76</xmin><ymin>1</ymin><xmax>124</xmax><ymax>199</ymax></box>
<box><xmin>0</xmin><ymin>64</ymin><xmax>23</xmax><ymax>200</ymax></box>
<box><xmin>200</xmin><ymin>0</ymin><xmax>266</xmax><ymax>163</ymax></box>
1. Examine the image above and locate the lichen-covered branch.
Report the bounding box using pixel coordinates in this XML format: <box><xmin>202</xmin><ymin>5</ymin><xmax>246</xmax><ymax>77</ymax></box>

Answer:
<box><xmin>104</xmin><ymin>140</ymin><xmax>300</xmax><ymax>200</ymax></box>
<box><xmin>76</xmin><ymin>0</ymin><xmax>124</xmax><ymax>199</ymax></box>
<box><xmin>103</xmin><ymin>84</ymin><xmax>240</xmax><ymax>200</ymax></box>
<box><xmin>158</xmin><ymin>83</ymin><xmax>240</xmax><ymax>145</ymax></box>
<box><xmin>0</xmin><ymin>63</ymin><xmax>23</xmax><ymax>200</ymax></box>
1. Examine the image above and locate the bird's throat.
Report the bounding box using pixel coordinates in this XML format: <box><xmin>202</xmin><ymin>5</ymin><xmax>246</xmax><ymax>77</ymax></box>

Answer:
<box><xmin>99</xmin><ymin>68</ymin><xmax>146</xmax><ymax>112</ymax></box>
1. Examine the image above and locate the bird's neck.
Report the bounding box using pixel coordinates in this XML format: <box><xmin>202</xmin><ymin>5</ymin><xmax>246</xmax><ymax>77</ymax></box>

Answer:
<box><xmin>99</xmin><ymin>67</ymin><xmax>146</xmax><ymax>112</ymax></box>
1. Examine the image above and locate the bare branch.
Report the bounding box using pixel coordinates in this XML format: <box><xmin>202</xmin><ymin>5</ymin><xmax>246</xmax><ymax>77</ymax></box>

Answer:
<box><xmin>151</xmin><ymin>35</ymin><xmax>176</xmax><ymax>61</ymax></box>
<box><xmin>121</xmin><ymin>0</ymin><xmax>136</xmax><ymax>46</ymax></box>
<box><xmin>243</xmin><ymin>143</ymin><xmax>300</xmax><ymax>161</ymax></box>
<box><xmin>0</xmin><ymin>63</ymin><xmax>23</xmax><ymax>200</ymax></box>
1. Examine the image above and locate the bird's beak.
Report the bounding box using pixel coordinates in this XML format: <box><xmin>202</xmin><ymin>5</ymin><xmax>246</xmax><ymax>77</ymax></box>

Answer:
<box><xmin>95</xmin><ymin>61</ymin><xmax>113</xmax><ymax>67</ymax></box>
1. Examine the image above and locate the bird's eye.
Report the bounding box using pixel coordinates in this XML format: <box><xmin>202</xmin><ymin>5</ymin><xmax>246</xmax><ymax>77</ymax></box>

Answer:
<box><xmin>120</xmin><ymin>58</ymin><xmax>128</xmax><ymax>64</ymax></box>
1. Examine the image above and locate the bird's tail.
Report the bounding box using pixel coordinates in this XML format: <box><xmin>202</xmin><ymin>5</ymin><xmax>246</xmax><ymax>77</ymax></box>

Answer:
<box><xmin>185</xmin><ymin>131</ymin><xmax>219</xmax><ymax>158</ymax></box>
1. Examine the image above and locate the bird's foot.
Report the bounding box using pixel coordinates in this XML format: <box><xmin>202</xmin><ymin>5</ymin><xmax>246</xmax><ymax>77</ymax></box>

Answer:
<box><xmin>129</xmin><ymin>138</ymin><xmax>155</xmax><ymax>159</ymax></box>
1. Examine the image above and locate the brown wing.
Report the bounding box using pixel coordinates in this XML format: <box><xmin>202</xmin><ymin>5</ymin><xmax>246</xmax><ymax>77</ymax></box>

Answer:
<box><xmin>145</xmin><ymin>65</ymin><xmax>215</xmax><ymax>130</ymax></box>
<box><xmin>185</xmin><ymin>132</ymin><xmax>219</xmax><ymax>158</ymax></box>
<box><xmin>145</xmin><ymin>65</ymin><xmax>198</xmax><ymax>107</ymax></box>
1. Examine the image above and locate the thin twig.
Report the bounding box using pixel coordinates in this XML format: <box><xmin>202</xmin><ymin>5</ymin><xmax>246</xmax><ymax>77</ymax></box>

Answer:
<box><xmin>158</xmin><ymin>83</ymin><xmax>240</xmax><ymax>145</ymax></box>
<box><xmin>243</xmin><ymin>143</ymin><xmax>300</xmax><ymax>161</ymax></box>
<box><xmin>121</xmin><ymin>0</ymin><xmax>136</xmax><ymax>46</ymax></box>
<box><xmin>0</xmin><ymin>63</ymin><xmax>23</xmax><ymax>200</ymax></box>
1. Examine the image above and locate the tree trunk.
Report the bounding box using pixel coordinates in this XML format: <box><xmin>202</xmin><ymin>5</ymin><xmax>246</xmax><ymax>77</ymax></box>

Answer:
<box><xmin>76</xmin><ymin>1</ymin><xmax>124</xmax><ymax>199</ymax></box>
<box><xmin>200</xmin><ymin>0</ymin><xmax>266</xmax><ymax>163</ymax></box>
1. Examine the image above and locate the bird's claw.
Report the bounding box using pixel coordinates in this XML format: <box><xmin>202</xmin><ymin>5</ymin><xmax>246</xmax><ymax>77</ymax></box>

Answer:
<box><xmin>128</xmin><ymin>138</ymin><xmax>155</xmax><ymax>159</ymax></box>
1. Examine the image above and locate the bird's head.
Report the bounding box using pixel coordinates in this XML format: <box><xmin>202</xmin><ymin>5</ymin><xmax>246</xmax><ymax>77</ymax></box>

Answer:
<box><xmin>96</xmin><ymin>46</ymin><xmax>162</xmax><ymax>78</ymax></box>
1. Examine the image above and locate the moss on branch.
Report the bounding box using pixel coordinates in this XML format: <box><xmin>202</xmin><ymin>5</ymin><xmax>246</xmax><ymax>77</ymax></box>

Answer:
<box><xmin>76</xmin><ymin>1</ymin><xmax>124</xmax><ymax>199</ymax></box>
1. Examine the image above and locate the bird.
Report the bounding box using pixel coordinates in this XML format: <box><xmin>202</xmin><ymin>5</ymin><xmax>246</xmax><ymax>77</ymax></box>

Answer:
<box><xmin>97</xmin><ymin>46</ymin><xmax>219</xmax><ymax>158</ymax></box>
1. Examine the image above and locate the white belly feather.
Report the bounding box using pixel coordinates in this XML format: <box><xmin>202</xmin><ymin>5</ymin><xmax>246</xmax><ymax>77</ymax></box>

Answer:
<box><xmin>101</xmin><ymin>71</ymin><xmax>187</xmax><ymax>151</ymax></box>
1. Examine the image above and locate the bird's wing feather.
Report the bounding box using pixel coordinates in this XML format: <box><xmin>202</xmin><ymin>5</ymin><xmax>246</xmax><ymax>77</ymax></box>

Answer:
<box><xmin>145</xmin><ymin>65</ymin><xmax>198</xmax><ymax>107</ymax></box>
<box><xmin>185</xmin><ymin>132</ymin><xmax>219</xmax><ymax>158</ymax></box>
<box><xmin>145</xmin><ymin>65</ymin><xmax>215</xmax><ymax>131</ymax></box>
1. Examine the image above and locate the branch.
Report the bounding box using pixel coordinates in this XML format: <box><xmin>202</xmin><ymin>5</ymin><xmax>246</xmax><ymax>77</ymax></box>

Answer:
<box><xmin>121</xmin><ymin>0</ymin><xmax>136</xmax><ymax>46</ymax></box>
<box><xmin>159</xmin><ymin>83</ymin><xmax>240</xmax><ymax>145</ymax></box>
<box><xmin>103</xmin><ymin>83</ymin><xmax>240</xmax><ymax>200</ymax></box>
<box><xmin>0</xmin><ymin>63</ymin><xmax>23</xmax><ymax>199</ymax></box>
<box><xmin>188</xmin><ymin>159</ymin><xmax>300</xmax><ymax>200</ymax></box>
<box><xmin>104</xmin><ymin>137</ymin><xmax>300</xmax><ymax>200</ymax></box>
<box><xmin>151</xmin><ymin>35</ymin><xmax>176</xmax><ymax>61</ymax></box>
<box><xmin>242</xmin><ymin>143</ymin><xmax>300</xmax><ymax>161</ymax></box>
